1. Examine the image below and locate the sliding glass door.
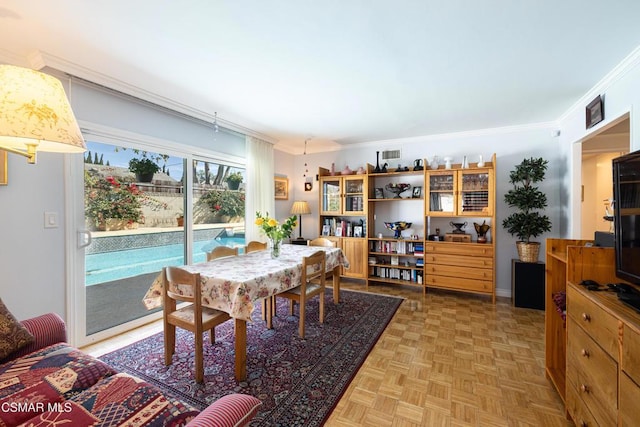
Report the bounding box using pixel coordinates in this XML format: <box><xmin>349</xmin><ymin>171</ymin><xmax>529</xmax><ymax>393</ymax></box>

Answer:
<box><xmin>83</xmin><ymin>141</ymin><xmax>186</xmax><ymax>336</ymax></box>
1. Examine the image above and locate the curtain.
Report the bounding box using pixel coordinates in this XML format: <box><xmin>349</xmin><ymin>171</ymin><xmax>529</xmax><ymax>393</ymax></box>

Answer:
<box><xmin>245</xmin><ymin>136</ymin><xmax>275</xmax><ymax>242</ymax></box>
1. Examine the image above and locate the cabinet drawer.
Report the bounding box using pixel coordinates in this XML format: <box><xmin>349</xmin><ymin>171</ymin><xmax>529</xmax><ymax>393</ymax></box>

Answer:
<box><xmin>566</xmin><ymin>384</ymin><xmax>599</xmax><ymax>427</ymax></box>
<box><xmin>425</xmin><ymin>264</ymin><xmax>492</xmax><ymax>281</ymax></box>
<box><xmin>622</xmin><ymin>324</ymin><xmax>640</xmax><ymax>386</ymax></box>
<box><xmin>566</xmin><ymin>317</ymin><xmax>618</xmax><ymax>426</ymax></box>
<box><xmin>620</xmin><ymin>372</ymin><xmax>640</xmax><ymax>427</ymax></box>
<box><xmin>425</xmin><ymin>274</ymin><xmax>492</xmax><ymax>293</ymax></box>
<box><xmin>425</xmin><ymin>242</ymin><xmax>493</xmax><ymax>257</ymax></box>
<box><xmin>567</xmin><ymin>285</ymin><xmax>619</xmax><ymax>361</ymax></box>
<box><xmin>424</xmin><ymin>253</ymin><xmax>492</xmax><ymax>268</ymax></box>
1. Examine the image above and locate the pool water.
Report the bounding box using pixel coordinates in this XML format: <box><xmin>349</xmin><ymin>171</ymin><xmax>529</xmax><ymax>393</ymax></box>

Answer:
<box><xmin>85</xmin><ymin>237</ymin><xmax>246</xmax><ymax>286</ymax></box>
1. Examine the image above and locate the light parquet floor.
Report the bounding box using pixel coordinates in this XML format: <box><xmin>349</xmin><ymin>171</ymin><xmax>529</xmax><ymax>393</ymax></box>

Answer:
<box><xmin>82</xmin><ymin>280</ymin><xmax>572</xmax><ymax>427</ymax></box>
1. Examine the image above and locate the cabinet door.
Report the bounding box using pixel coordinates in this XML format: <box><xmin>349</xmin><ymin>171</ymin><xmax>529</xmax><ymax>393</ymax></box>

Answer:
<box><xmin>343</xmin><ymin>176</ymin><xmax>366</xmax><ymax>214</ymax></box>
<box><xmin>458</xmin><ymin>169</ymin><xmax>493</xmax><ymax>216</ymax></box>
<box><xmin>320</xmin><ymin>177</ymin><xmax>342</xmax><ymax>215</ymax></box>
<box><xmin>426</xmin><ymin>171</ymin><xmax>456</xmax><ymax>216</ymax></box>
<box><xmin>341</xmin><ymin>238</ymin><xmax>366</xmax><ymax>278</ymax></box>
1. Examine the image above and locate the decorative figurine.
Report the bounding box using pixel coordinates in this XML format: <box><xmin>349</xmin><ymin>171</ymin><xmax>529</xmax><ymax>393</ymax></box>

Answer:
<box><xmin>474</xmin><ymin>220</ymin><xmax>491</xmax><ymax>243</ymax></box>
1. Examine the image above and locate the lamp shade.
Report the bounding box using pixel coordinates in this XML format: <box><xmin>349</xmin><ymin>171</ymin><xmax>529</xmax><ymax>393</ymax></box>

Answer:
<box><xmin>0</xmin><ymin>65</ymin><xmax>86</xmax><ymax>153</ymax></box>
<box><xmin>290</xmin><ymin>201</ymin><xmax>311</xmax><ymax>215</ymax></box>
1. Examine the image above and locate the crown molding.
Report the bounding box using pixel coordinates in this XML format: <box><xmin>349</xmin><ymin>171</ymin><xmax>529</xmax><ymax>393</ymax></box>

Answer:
<box><xmin>28</xmin><ymin>50</ymin><xmax>277</xmax><ymax>144</ymax></box>
<box><xmin>557</xmin><ymin>45</ymin><xmax>640</xmax><ymax>124</ymax></box>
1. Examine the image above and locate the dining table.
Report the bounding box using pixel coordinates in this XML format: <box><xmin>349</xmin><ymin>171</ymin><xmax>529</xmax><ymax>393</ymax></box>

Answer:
<box><xmin>142</xmin><ymin>243</ymin><xmax>350</xmax><ymax>381</ymax></box>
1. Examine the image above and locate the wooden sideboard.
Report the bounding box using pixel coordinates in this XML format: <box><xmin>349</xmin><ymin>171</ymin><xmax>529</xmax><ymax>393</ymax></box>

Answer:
<box><xmin>545</xmin><ymin>238</ymin><xmax>640</xmax><ymax>426</ymax></box>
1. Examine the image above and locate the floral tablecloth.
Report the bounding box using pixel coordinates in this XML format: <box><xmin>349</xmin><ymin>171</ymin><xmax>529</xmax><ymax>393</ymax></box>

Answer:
<box><xmin>143</xmin><ymin>244</ymin><xmax>349</xmax><ymax>321</ymax></box>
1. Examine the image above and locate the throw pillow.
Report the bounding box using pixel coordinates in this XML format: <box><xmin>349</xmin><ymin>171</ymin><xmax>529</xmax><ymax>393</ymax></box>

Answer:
<box><xmin>0</xmin><ymin>298</ymin><xmax>34</xmax><ymax>360</ymax></box>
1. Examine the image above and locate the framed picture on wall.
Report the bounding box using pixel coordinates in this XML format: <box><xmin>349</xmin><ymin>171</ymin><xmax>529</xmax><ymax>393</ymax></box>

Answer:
<box><xmin>274</xmin><ymin>177</ymin><xmax>288</xmax><ymax>200</ymax></box>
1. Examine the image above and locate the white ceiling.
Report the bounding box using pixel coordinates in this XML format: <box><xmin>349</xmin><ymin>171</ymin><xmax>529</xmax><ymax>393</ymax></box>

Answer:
<box><xmin>2</xmin><ymin>1</ymin><xmax>640</xmax><ymax>154</ymax></box>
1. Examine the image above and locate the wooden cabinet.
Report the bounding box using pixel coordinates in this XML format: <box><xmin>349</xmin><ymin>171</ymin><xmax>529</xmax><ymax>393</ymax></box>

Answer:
<box><xmin>424</xmin><ymin>242</ymin><xmax>494</xmax><ymax>300</ymax></box>
<box><xmin>319</xmin><ymin>172</ymin><xmax>366</xmax><ymax>216</ymax></box>
<box><xmin>317</xmin><ymin>168</ymin><xmax>368</xmax><ymax>279</ymax></box>
<box><xmin>545</xmin><ymin>238</ymin><xmax>640</xmax><ymax>426</ymax></box>
<box><xmin>425</xmin><ymin>168</ymin><xmax>493</xmax><ymax>217</ymax></box>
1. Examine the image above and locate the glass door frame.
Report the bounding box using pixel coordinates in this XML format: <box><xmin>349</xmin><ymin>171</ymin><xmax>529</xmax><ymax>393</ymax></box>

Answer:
<box><xmin>65</xmin><ymin>125</ymin><xmax>245</xmax><ymax>348</ymax></box>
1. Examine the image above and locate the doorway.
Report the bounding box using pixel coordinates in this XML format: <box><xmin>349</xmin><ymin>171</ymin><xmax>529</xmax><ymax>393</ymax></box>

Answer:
<box><xmin>581</xmin><ymin>116</ymin><xmax>630</xmax><ymax>239</ymax></box>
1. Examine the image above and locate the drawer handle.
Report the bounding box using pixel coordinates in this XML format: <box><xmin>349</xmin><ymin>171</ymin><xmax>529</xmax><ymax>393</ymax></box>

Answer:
<box><xmin>580</xmin><ymin>384</ymin><xmax>590</xmax><ymax>394</ymax></box>
<box><xmin>581</xmin><ymin>313</ymin><xmax>591</xmax><ymax>322</ymax></box>
<box><xmin>581</xmin><ymin>349</ymin><xmax>590</xmax><ymax>358</ymax></box>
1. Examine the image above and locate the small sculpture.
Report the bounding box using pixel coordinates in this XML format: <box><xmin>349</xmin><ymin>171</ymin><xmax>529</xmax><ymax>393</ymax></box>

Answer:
<box><xmin>450</xmin><ymin>221</ymin><xmax>467</xmax><ymax>234</ymax></box>
<box><xmin>384</xmin><ymin>221</ymin><xmax>412</xmax><ymax>239</ymax></box>
<box><xmin>385</xmin><ymin>183</ymin><xmax>411</xmax><ymax>198</ymax></box>
<box><xmin>444</xmin><ymin>157</ymin><xmax>453</xmax><ymax>169</ymax></box>
<box><xmin>474</xmin><ymin>220</ymin><xmax>491</xmax><ymax>243</ymax></box>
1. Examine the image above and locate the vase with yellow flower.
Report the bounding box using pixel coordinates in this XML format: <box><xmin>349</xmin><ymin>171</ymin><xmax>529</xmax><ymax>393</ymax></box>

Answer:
<box><xmin>255</xmin><ymin>212</ymin><xmax>297</xmax><ymax>258</ymax></box>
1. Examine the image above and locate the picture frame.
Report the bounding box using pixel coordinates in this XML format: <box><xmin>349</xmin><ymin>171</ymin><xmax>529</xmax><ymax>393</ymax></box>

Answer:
<box><xmin>274</xmin><ymin>176</ymin><xmax>288</xmax><ymax>200</ymax></box>
<box><xmin>374</xmin><ymin>188</ymin><xmax>384</xmax><ymax>199</ymax></box>
<box><xmin>586</xmin><ymin>95</ymin><xmax>604</xmax><ymax>129</ymax></box>
<box><xmin>0</xmin><ymin>151</ymin><xmax>7</xmax><ymax>185</ymax></box>
<box><xmin>322</xmin><ymin>225</ymin><xmax>331</xmax><ymax>236</ymax></box>
<box><xmin>304</xmin><ymin>181</ymin><xmax>313</xmax><ymax>191</ymax></box>
<box><xmin>412</xmin><ymin>186</ymin><xmax>422</xmax><ymax>198</ymax></box>
<box><xmin>334</xmin><ymin>226</ymin><xmax>343</xmax><ymax>237</ymax></box>
<box><xmin>353</xmin><ymin>225</ymin><xmax>363</xmax><ymax>238</ymax></box>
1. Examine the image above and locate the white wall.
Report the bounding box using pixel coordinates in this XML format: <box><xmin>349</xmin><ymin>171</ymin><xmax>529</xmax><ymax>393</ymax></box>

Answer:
<box><xmin>0</xmin><ymin>153</ymin><xmax>67</xmax><ymax>320</ymax></box>
<box><xmin>275</xmin><ymin>125</ymin><xmax>561</xmax><ymax>298</ymax></box>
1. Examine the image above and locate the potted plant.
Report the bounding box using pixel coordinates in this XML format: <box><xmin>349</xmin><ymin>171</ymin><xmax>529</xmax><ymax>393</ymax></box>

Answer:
<box><xmin>502</xmin><ymin>157</ymin><xmax>552</xmax><ymax>262</ymax></box>
<box><xmin>176</xmin><ymin>210</ymin><xmax>184</xmax><ymax>227</ymax></box>
<box><xmin>129</xmin><ymin>157</ymin><xmax>160</xmax><ymax>183</ymax></box>
<box><xmin>225</xmin><ymin>172</ymin><xmax>243</xmax><ymax>190</ymax></box>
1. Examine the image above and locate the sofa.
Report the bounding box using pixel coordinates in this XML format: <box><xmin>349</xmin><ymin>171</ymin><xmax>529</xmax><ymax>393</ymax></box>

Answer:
<box><xmin>0</xmin><ymin>311</ymin><xmax>262</xmax><ymax>427</ymax></box>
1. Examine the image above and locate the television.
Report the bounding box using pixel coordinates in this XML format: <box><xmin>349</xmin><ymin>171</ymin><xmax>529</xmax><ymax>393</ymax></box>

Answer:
<box><xmin>613</xmin><ymin>150</ymin><xmax>640</xmax><ymax>285</ymax></box>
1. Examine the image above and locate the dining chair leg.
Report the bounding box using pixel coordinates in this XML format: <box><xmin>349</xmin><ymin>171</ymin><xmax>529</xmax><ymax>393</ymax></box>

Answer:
<box><xmin>289</xmin><ymin>300</ymin><xmax>295</xmax><ymax>316</ymax></box>
<box><xmin>261</xmin><ymin>298</ymin><xmax>267</xmax><ymax>321</ymax></box>
<box><xmin>210</xmin><ymin>328</ymin><xmax>216</xmax><ymax>344</ymax></box>
<box><xmin>164</xmin><ymin>323</ymin><xmax>176</xmax><ymax>366</ymax></box>
<box><xmin>266</xmin><ymin>297</ymin><xmax>273</xmax><ymax>329</ymax></box>
<box><xmin>319</xmin><ymin>292</ymin><xmax>325</xmax><ymax>324</ymax></box>
<box><xmin>298</xmin><ymin>296</ymin><xmax>306</xmax><ymax>339</ymax></box>
<box><xmin>195</xmin><ymin>331</ymin><xmax>204</xmax><ymax>383</ymax></box>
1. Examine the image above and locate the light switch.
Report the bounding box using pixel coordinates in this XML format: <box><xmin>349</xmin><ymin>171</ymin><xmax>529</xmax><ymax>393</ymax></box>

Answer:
<box><xmin>44</xmin><ymin>211</ymin><xmax>58</xmax><ymax>228</ymax></box>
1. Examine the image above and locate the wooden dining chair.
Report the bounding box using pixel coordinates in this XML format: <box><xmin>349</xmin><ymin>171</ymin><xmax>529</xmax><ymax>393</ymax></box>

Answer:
<box><xmin>275</xmin><ymin>250</ymin><xmax>326</xmax><ymax>339</ymax></box>
<box><xmin>307</xmin><ymin>237</ymin><xmax>337</xmax><ymax>247</ymax></box>
<box><xmin>162</xmin><ymin>266</ymin><xmax>231</xmax><ymax>382</ymax></box>
<box><xmin>245</xmin><ymin>241</ymin><xmax>267</xmax><ymax>253</ymax></box>
<box><xmin>206</xmin><ymin>246</ymin><xmax>239</xmax><ymax>261</ymax></box>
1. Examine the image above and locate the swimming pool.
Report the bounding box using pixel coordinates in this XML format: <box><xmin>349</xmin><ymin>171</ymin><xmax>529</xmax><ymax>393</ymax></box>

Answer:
<box><xmin>85</xmin><ymin>237</ymin><xmax>246</xmax><ymax>286</ymax></box>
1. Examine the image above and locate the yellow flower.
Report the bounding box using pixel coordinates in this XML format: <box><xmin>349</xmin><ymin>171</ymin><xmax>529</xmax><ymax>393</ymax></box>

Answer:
<box><xmin>267</xmin><ymin>218</ymin><xmax>278</xmax><ymax>227</ymax></box>
<box><xmin>255</xmin><ymin>217</ymin><xmax>264</xmax><ymax>226</ymax></box>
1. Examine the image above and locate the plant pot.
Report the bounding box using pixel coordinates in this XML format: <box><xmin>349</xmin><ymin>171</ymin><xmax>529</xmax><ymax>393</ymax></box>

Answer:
<box><xmin>227</xmin><ymin>181</ymin><xmax>240</xmax><ymax>190</ymax></box>
<box><xmin>176</xmin><ymin>216</ymin><xmax>184</xmax><ymax>227</ymax></box>
<box><xmin>99</xmin><ymin>219</ymin><xmax>139</xmax><ymax>231</ymax></box>
<box><xmin>516</xmin><ymin>241</ymin><xmax>540</xmax><ymax>263</ymax></box>
<box><xmin>135</xmin><ymin>172</ymin><xmax>154</xmax><ymax>183</ymax></box>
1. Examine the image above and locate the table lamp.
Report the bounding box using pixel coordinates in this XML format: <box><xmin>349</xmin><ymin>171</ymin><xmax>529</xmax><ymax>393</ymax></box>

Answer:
<box><xmin>290</xmin><ymin>201</ymin><xmax>311</xmax><ymax>240</ymax></box>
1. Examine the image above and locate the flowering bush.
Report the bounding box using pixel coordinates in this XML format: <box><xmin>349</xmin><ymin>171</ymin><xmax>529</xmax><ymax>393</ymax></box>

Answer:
<box><xmin>84</xmin><ymin>172</ymin><xmax>166</xmax><ymax>227</ymax></box>
<box><xmin>200</xmin><ymin>189</ymin><xmax>245</xmax><ymax>218</ymax></box>
<box><xmin>255</xmin><ymin>212</ymin><xmax>297</xmax><ymax>241</ymax></box>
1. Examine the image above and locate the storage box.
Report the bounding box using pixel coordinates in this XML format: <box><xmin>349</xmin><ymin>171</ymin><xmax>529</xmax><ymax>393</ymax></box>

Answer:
<box><xmin>444</xmin><ymin>233</ymin><xmax>471</xmax><ymax>243</ymax></box>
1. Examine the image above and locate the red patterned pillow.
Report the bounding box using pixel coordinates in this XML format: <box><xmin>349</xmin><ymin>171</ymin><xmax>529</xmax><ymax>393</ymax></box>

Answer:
<box><xmin>187</xmin><ymin>394</ymin><xmax>262</xmax><ymax>427</ymax></box>
<box><xmin>0</xmin><ymin>298</ymin><xmax>34</xmax><ymax>360</ymax></box>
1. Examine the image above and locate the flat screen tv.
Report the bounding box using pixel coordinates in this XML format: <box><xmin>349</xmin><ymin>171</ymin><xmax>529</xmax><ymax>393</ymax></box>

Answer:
<box><xmin>613</xmin><ymin>150</ymin><xmax>640</xmax><ymax>285</ymax></box>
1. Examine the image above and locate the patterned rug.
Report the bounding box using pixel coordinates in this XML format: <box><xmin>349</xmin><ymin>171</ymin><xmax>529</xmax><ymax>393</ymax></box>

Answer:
<box><xmin>99</xmin><ymin>289</ymin><xmax>402</xmax><ymax>426</ymax></box>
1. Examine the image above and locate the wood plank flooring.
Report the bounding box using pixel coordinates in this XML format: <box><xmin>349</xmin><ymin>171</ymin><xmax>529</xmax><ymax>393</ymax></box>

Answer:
<box><xmin>82</xmin><ymin>280</ymin><xmax>571</xmax><ymax>426</ymax></box>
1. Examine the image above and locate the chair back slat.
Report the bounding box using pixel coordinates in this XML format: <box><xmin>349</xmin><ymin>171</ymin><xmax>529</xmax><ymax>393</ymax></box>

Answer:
<box><xmin>206</xmin><ymin>246</ymin><xmax>239</xmax><ymax>261</ymax></box>
<box><xmin>307</xmin><ymin>237</ymin><xmax>336</xmax><ymax>247</ymax></box>
<box><xmin>164</xmin><ymin>266</ymin><xmax>200</xmax><ymax>304</ymax></box>
<box><xmin>245</xmin><ymin>241</ymin><xmax>267</xmax><ymax>253</ymax></box>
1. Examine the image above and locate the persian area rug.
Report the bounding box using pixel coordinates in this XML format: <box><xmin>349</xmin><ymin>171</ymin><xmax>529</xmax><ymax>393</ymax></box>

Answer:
<box><xmin>99</xmin><ymin>289</ymin><xmax>402</xmax><ymax>426</ymax></box>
